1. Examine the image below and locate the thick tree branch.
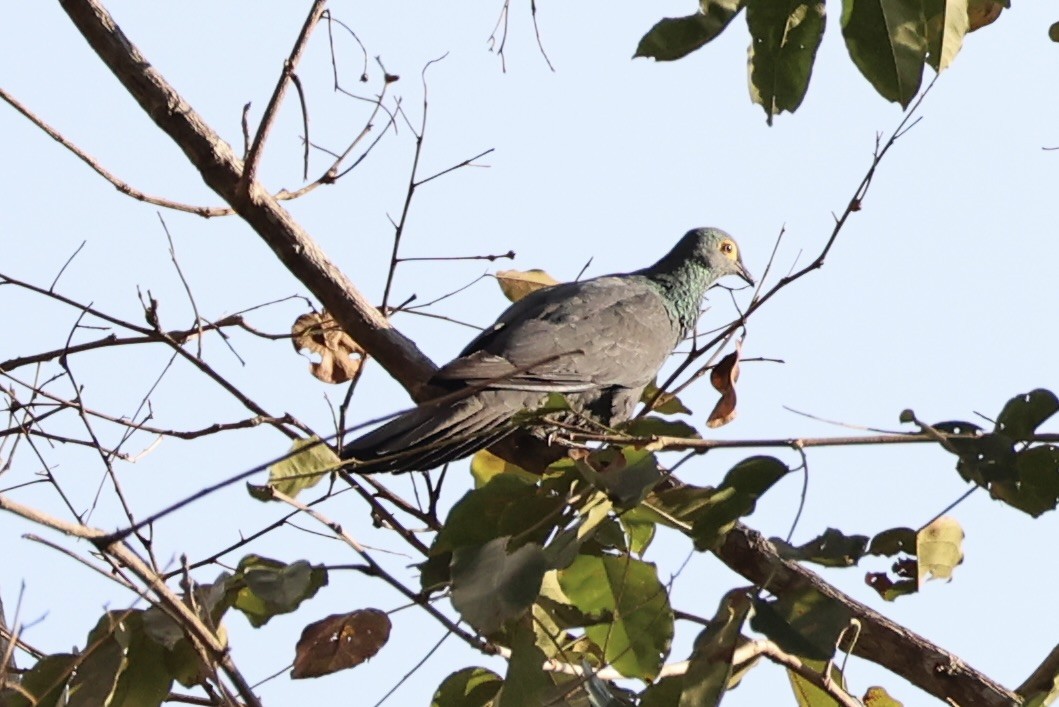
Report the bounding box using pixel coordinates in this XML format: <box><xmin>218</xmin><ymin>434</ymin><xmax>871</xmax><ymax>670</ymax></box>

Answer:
<box><xmin>58</xmin><ymin>0</ymin><xmax>439</xmax><ymax>399</ymax></box>
<box><xmin>1017</xmin><ymin>642</ymin><xmax>1059</xmax><ymax>700</ymax></box>
<box><xmin>717</xmin><ymin>525</ymin><xmax>1020</xmax><ymax>707</ymax></box>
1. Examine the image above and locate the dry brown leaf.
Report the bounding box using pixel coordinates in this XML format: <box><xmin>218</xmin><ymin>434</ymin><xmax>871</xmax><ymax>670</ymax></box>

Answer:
<box><xmin>495</xmin><ymin>268</ymin><xmax>559</xmax><ymax>302</ymax></box>
<box><xmin>291</xmin><ymin>311</ymin><xmax>364</xmax><ymax>384</ymax></box>
<box><xmin>706</xmin><ymin>347</ymin><xmax>742</xmax><ymax>429</ymax></box>
<box><xmin>291</xmin><ymin>609</ymin><xmax>391</xmax><ymax>679</ymax></box>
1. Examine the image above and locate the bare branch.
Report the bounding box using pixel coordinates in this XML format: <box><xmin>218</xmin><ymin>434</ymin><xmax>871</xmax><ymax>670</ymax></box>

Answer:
<box><xmin>0</xmin><ymin>494</ymin><xmax>263</xmax><ymax>707</ymax></box>
<box><xmin>242</xmin><ymin>0</ymin><xmax>328</xmax><ymax>186</ymax></box>
<box><xmin>647</xmin><ymin>78</ymin><xmax>938</xmax><ymax>411</ymax></box>
<box><xmin>0</xmin><ymin>86</ymin><xmax>234</xmax><ymax>217</ymax></box>
<box><xmin>58</xmin><ymin>0</ymin><xmax>439</xmax><ymax>398</ymax></box>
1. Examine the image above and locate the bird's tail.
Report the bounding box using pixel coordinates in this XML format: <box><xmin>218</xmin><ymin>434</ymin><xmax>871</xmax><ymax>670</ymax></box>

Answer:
<box><xmin>340</xmin><ymin>389</ymin><xmax>535</xmax><ymax>474</ymax></box>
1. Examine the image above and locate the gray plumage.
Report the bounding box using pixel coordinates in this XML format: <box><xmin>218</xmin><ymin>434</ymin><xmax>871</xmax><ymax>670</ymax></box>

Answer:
<box><xmin>341</xmin><ymin>227</ymin><xmax>753</xmax><ymax>473</ymax></box>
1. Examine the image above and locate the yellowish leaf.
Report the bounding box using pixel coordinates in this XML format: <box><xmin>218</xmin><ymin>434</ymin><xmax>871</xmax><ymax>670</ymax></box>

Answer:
<box><xmin>863</xmin><ymin>685</ymin><xmax>904</xmax><ymax>706</ymax></box>
<box><xmin>917</xmin><ymin>516</ymin><xmax>964</xmax><ymax>585</ymax></box>
<box><xmin>495</xmin><ymin>269</ymin><xmax>559</xmax><ymax>302</ymax></box>
<box><xmin>264</xmin><ymin>436</ymin><xmax>339</xmax><ymax>499</ymax></box>
<box><xmin>469</xmin><ymin>449</ymin><xmax>539</xmax><ymax>487</ymax></box>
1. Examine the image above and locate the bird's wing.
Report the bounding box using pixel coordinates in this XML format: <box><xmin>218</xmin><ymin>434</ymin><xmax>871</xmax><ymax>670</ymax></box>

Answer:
<box><xmin>433</xmin><ymin>276</ymin><xmax>680</xmax><ymax>392</ymax></box>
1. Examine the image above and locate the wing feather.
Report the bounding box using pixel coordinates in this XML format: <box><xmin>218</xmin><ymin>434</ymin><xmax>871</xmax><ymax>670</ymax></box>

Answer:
<box><xmin>432</xmin><ymin>276</ymin><xmax>679</xmax><ymax>393</ymax></box>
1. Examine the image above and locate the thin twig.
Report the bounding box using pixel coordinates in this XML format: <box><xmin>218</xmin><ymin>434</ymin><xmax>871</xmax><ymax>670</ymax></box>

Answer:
<box><xmin>243</xmin><ymin>0</ymin><xmax>329</xmax><ymax>187</ymax></box>
<box><xmin>266</xmin><ymin>487</ymin><xmax>493</xmax><ymax>654</ymax></box>
<box><xmin>0</xmin><ymin>86</ymin><xmax>233</xmax><ymax>217</ymax></box>
<box><xmin>647</xmin><ymin>77</ymin><xmax>939</xmax><ymax>410</ymax></box>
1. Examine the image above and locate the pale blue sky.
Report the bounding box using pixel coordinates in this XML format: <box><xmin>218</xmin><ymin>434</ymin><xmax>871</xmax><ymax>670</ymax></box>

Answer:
<box><xmin>2</xmin><ymin>2</ymin><xmax>1057</xmax><ymax>704</ymax></box>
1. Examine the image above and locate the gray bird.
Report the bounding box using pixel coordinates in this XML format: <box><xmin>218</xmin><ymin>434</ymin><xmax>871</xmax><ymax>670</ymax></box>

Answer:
<box><xmin>342</xmin><ymin>227</ymin><xmax>753</xmax><ymax>473</ymax></box>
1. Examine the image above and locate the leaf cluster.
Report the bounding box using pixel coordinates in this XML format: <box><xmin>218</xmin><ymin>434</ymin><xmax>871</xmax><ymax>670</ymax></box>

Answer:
<box><xmin>634</xmin><ymin>0</ymin><xmax>1011</xmax><ymax>123</ymax></box>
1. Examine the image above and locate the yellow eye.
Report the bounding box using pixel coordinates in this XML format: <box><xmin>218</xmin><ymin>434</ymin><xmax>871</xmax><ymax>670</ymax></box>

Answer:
<box><xmin>720</xmin><ymin>240</ymin><xmax>736</xmax><ymax>258</ymax></box>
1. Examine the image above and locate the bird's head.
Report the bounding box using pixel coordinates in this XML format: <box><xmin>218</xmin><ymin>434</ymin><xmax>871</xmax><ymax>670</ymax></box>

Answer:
<box><xmin>680</xmin><ymin>227</ymin><xmax>755</xmax><ymax>286</ymax></box>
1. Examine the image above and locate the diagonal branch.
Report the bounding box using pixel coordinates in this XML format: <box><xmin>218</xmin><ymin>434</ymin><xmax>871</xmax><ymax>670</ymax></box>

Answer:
<box><xmin>58</xmin><ymin>0</ymin><xmax>439</xmax><ymax>399</ymax></box>
<box><xmin>0</xmin><ymin>494</ymin><xmax>263</xmax><ymax>707</ymax></box>
<box><xmin>243</xmin><ymin>0</ymin><xmax>329</xmax><ymax>184</ymax></box>
<box><xmin>718</xmin><ymin>525</ymin><xmax>1019</xmax><ymax>707</ymax></box>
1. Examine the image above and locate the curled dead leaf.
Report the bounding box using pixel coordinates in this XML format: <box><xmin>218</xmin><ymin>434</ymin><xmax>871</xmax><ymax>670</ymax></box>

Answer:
<box><xmin>706</xmin><ymin>346</ymin><xmax>742</xmax><ymax>429</ymax></box>
<box><xmin>292</xmin><ymin>311</ymin><xmax>364</xmax><ymax>384</ymax></box>
<box><xmin>495</xmin><ymin>268</ymin><xmax>559</xmax><ymax>302</ymax></box>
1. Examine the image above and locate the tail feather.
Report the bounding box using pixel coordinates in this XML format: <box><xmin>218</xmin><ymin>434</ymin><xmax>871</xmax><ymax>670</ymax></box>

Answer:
<box><xmin>407</xmin><ymin>426</ymin><xmax>516</xmax><ymax>473</ymax></box>
<box><xmin>341</xmin><ymin>389</ymin><xmax>536</xmax><ymax>474</ymax></box>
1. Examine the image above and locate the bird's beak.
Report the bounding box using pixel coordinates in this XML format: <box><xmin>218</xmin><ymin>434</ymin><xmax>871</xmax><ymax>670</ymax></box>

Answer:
<box><xmin>735</xmin><ymin>260</ymin><xmax>755</xmax><ymax>287</ymax></box>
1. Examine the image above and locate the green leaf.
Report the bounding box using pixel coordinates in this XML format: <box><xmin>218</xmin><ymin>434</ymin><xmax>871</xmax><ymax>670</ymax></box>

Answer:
<box><xmin>451</xmin><ymin>538</ymin><xmax>548</xmax><ymax>634</ymax></box>
<box><xmin>558</xmin><ymin>555</ymin><xmax>674</xmax><ymax>680</ymax></box>
<box><xmin>541</xmin><ymin>491</ymin><xmax>615</xmax><ymax>569</ymax></box>
<box><xmin>750</xmin><ymin>587</ymin><xmax>851</xmax><ymax>661</ymax></box>
<box><xmin>688</xmin><ymin>456</ymin><xmax>789</xmax><ymax>551</ymax></box>
<box><xmin>747</xmin><ymin>0</ymin><xmax>826</xmax><ymax>124</ymax></box>
<box><xmin>418</xmin><ymin>552</ymin><xmax>454</xmax><ymax>593</ymax></box>
<box><xmin>863</xmin><ymin>685</ymin><xmax>905</xmax><ymax>706</ymax></box>
<box><xmin>866</xmin><ymin>527</ymin><xmax>917</xmax><ymax>556</ymax></box>
<box><xmin>865</xmin><ymin>530</ymin><xmax>921</xmax><ymax>600</ymax></box>
<box><xmin>0</xmin><ymin>653</ymin><xmax>77</xmax><ymax>707</ymax></box>
<box><xmin>106</xmin><ymin>612</ymin><xmax>172</xmax><ymax>707</ymax></box>
<box><xmin>788</xmin><ymin>658</ymin><xmax>847</xmax><ymax>707</ymax></box>
<box><xmin>638</xmin><ymin>485</ymin><xmax>716</xmax><ymax>528</ymax></box>
<box><xmin>917</xmin><ymin>516</ymin><xmax>964</xmax><ymax>585</ymax></box>
<box><xmin>772</xmin><ymin>528</ymin><xmax>870</xmax><ymax>567</ymax></box>
<box><xmin>841</xmin><ymin>0</ymin><xmax>928</xmax><ymax>107</ymax></box>
<box><xmin>932</xmin><ymin>421</ymin><xmax>1017</xmax><ymax>487</ymax></box>
<box><xmin>679</xmin><ymin>589</ymin><xmax>752</xmax><ymax>707</ymax></box>
<box><xmin>642</xmin><ymin>379</ymin><xmax>693</xmax><ymax>416</ymax></box>
<box><xmin>991</xmin><ymin>444</ymin><xmax>1059</xmax><ymax>517</ymax></box>
<box><xmin>434</xmin><ymin>475</ymin><xmax>542</xmax><ymax>553</ymax></box>
<box><xmin>142</xmin><ymin>578</ymin><xmax>233</xmax><ymax>688</ymax></box>
<box><xmin>639</xmin><ymin>457</ymin><xmax>788</xmax><ymax>551</ymax></box>
<box><xmin>621</xmin><ymin>416</ymin><xmax>701</xmax><ymax>440</ymax></box>
<box><xmin>496</xmin><ymin>619</ymin><xmax>550</xmax><ymax>707</ymax></box>
<box><xmin>543</xmin><ymin>527</ymin><xmax>587</xmax><ymax>571</ymax></box>
<box><xmin>470</xmin><ymin>449</ymin><xmax>540</xmax><ymax>487</ymax></box>
<box><xmin>640</xmin><ymin>675</ymin><xmax>684</xmax><ymax>707</ymax></box>
<box><xmin>923</xmin><ymin>0</ymin><xmax>968</xmax><ymax>72</ymax></box>
<box><xmin>995</xmin><ymin>389</ymin><xmax>1059</xmax><ymax>440</ymax></box>
<box><xmin>635</xmin><ymin>0</ymin><xmax>747</xmax><ymax>62</ymax></box>
<box><xmin>588</xmin><ymin>514</ymin><xmax>628</xmax><ymax>554</ymax></box>
<box><xmin>620</xmin><ymin>513</ymin><xmax>657</xmax><ymax>556</ymax></box>
<box><xmin>261</xmin><ymin>436</ymin><xmax>338</xmax><ymax>499</ymax></box>
<box><xmin>231</xmin><ymin>556</ymin><xmax>328</xmax><ymax>628</ymax></box>
<box><xmin>582</xmin><ymin>670</ymin><xmax>634</xmax><ymax>707</ymax></box>
<box><xmin>68</xmin><ymin>613</ymin><xmax>127</xmax><ymax>707</ymax></box>
<box><xmin>431</xmin><ymin>667</ymin><xmax>503</xmax><ymax>707</ymax></box>
<box><xmin>535</xmin><ymin>570</ymin><xmax>606</xmax><ymax>634</ymax></box>
<box><xmin>575</xmin><ymin>447</ymin><xmax>664</xmax><ymax>508</ymax></box>
<box><xmin>865</xmin><ymin>569</ymin><xmax>918</xmax><ymax>601</ymax></box>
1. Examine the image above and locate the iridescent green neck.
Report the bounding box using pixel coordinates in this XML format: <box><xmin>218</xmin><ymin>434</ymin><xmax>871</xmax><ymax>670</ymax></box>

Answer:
<box><xmin>642</xmin><ymin>261</ymin><xmax>717</xmax><ymax>335</ymax></box>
